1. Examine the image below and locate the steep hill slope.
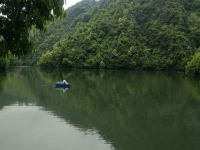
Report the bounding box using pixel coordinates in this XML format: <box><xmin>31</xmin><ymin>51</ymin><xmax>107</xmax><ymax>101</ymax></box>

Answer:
<box><xmin>20</xmin><ymin>0</ymin><xmax>98</xmax><ymax>65</ymax></box>
<box><xmin>36</xmin><ymin>0</ymin><xmax>199</xmax><ymax>72</ymax></box>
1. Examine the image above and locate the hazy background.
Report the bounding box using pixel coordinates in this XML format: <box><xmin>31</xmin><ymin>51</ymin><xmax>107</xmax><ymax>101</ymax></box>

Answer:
<box><xmin>64</xmin><ymin>0</ymin><xmax>82</xmax><ymax>9</ymax></box>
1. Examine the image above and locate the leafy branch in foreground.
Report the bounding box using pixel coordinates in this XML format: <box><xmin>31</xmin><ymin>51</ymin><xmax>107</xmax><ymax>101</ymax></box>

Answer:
<box><xmin>0</xmin><ymin>0</ymin><xmax>65</xmax><ymax>56</ymax></box>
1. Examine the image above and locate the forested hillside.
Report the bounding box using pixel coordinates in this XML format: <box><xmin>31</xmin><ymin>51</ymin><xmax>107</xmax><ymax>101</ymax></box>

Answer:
<box><xmin>20</xmin><ymin>0</ymin><xmax>98</xmax><ymax>65</ymax></box>
<box><xmin>31</xmin><ymin>0</ymin><xmax>200</xmax><ymax>73</ymax></box>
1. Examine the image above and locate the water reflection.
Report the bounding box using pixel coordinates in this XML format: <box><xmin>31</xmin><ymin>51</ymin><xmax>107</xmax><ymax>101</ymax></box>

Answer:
<box><xmin>0</xmin><ymin>104</ymin><xmax>113</xmax><ymax>150</ymax></box>
<box><xmin>0</xmin><ymin>68</ymin><xmax>200</xmax><ymax>150</ymax></box>
<box><xmin>55</xmin><ymin>87</ymin><xmax>70</xmax><ymax>93</ymax></box>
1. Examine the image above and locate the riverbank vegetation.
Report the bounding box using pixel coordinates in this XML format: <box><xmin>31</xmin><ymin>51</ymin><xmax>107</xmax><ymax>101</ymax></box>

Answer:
<box><xmin>4</xmin><ymin>0</ymin><xmax>200</xmax><ymax>75</ymax></box>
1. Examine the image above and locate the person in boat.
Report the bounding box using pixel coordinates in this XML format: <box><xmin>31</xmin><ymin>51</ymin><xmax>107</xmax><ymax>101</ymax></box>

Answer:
<box><xmin>63</xmin><ymin>80</ymin><xmax>68</xmax><ymax>84</ymax></box>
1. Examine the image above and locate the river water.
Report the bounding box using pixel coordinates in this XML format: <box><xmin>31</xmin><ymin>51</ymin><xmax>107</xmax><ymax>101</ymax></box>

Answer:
<box><xmin>0</xmin><ymin>67</ymin><xmax>200</xmax><ymax>150</ymax></box>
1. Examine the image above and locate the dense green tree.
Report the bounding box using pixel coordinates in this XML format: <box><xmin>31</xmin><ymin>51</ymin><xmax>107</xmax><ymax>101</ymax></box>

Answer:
<box><xmin>19</xmin><ymin>0</ymin><xmax>97</xmax><ymax>65</ymax></box>
<box><xmin>0</xmin><ymin>0</ymin><xmax>65</xmax><ymax>56</ymax></box>
<box><xmin>12</xmin><ymin>0</ymin><xmax>199</xmax><ymax>74</ymax></box>
<box><xmin>186</xmin><ymin>48</ymin><xmax>200</xmax><ymax>75</ymax></box>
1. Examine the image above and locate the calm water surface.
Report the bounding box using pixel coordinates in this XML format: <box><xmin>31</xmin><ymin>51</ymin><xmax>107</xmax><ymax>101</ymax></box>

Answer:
<box><xmin>0</xmin><ymin>68</ymin><xmax>200</xmax><ymax>150</ymax></box>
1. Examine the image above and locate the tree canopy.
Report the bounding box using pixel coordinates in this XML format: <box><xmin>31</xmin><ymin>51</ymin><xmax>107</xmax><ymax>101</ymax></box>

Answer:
<box><xmin>35</xmin><ymin>0</ymin><xmax>200</xmax><ymax>73</ymax></box>
<box><xmin>3</xmin><ymin>0</ymin><xmax>200</xmax><ymax>74</ymax></box>
<box><xmin>0</xmin><ymin>0</ymin><xmax>65</xmax><ymax>56</ymax></box>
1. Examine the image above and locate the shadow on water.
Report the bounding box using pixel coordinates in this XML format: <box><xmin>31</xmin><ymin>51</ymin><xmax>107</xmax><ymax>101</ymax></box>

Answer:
<box><xmin>1</xmin><ymin>67</ymin><xmax>200</xmax><ymax>150</ymax></box>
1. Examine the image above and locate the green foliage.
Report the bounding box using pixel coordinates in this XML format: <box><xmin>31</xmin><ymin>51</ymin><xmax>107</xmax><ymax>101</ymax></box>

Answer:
<box><xmin>19</xmin><ymin>0</ymin><xmax>97</xmax><ymax>66</ymax></box>
<box><xmin>21</xmin><ymin>0</ymin><xmax>199</xmax><ymax>73</ymax></box>
<box><xmin>0</xmin><ymin>0</ymin><xmax>65</xmax><ymax>56</ymax></box>
<box><xmin>0</xmin><ymin>57</ymin><xmax>9</xmax><ymax>69</ymax></box>
<box><xmin>186</xmin><ymin>49</ymin><xmax>200</xmax><ymax>75</ymax></box>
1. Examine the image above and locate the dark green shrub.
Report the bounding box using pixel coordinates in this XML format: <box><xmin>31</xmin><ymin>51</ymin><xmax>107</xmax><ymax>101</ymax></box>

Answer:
<box><xmin>186</xmin><ymin>49</ymin><xmax>200</xmax><ymax>75</ymax></box>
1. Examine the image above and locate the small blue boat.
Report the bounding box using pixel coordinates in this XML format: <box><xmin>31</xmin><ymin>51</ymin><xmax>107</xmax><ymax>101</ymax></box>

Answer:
<box><xmin>55</xmin><ymin>80</ymin><xmax>71</xmax><ymax>89</ymax></box>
